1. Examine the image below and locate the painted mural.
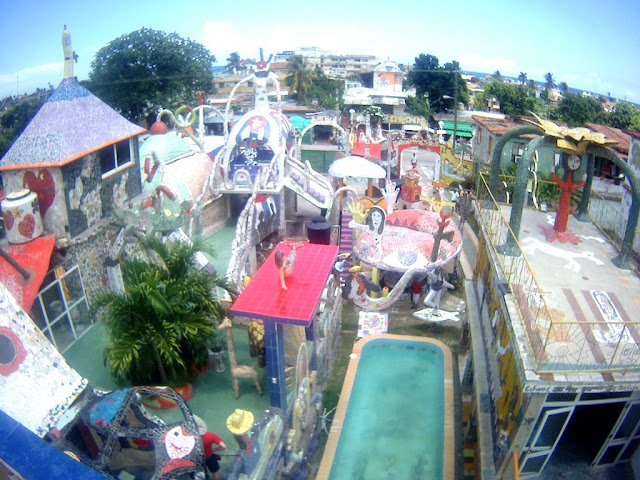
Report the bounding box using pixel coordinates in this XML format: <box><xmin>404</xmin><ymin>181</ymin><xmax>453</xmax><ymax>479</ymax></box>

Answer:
<box><xmin>474</xmin><ymin>237</ymin><xmax>528</xmax><ymax>471</ymax></box>
<box><xmin>0</xmin><ymin>283</ymin><xmax>87</xmax><ymax>437</ymax></box>
<box><xmin>2</xmin><ymin>167</ymin><xmax>67</xmax><ymax>239</ymax></box>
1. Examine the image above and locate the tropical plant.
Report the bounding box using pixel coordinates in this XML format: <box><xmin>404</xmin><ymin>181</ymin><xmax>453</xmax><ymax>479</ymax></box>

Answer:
<box><xmin>92</xmin><ymin>236</ymin><xmax>234</xmax><ymax>387</ymax></box>
<box><xmin>518</xmin><ymin>72</ymin><xmax>528</xmax><ymax>85</ymax></box>
<box><xmin>226</xmin><ymin>52</ymin><xmax>242</xmax><ymax>74</ymax></box>
<box><xmin>285</xmin><ymin>54</ymin><xmax>315</xmax><ymax>101</ymax></box>
<box><xmin>304</xmin><ymin>66</ymin><xmax>342</xmax><ymax>108</ymax></box>
<box><xmin>558</xmin><ymin>82</ymin><xmax>569</xmax><ymax>96</ymax></box>
<box><xmin>363</xmin><ymin>105</ymin><xmax>384</xmax><ymax>125</ymax></box>
<box><xmin>544</xmin><ymin>72</ymin><xmax>555</xmax><ymax>92</ymax></box>
<box><xmin>88</xmin><ymin>28</ymin><xmax>216</xmax><ymax>125</ymax></box>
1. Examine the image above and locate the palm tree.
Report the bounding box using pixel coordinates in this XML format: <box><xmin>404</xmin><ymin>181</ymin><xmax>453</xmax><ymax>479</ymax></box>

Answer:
<box><xmin>518</xmin><ymin>72</ymin><xmax>528</xmax><ymax>85</ymax></box>
<box><xmin>559</xmin><ymin>81</ymin><xmax>569</xmax><ymax>96</ymax></box>
<box><xmin>492</xmin><ymin>70</ymin><xmax>502</xmax><ymax>81</ymax></box>
<box><xmin>545</xmin><ymin>72</ymin><xmax>555</xmax><ymax>92</ymax></box>
<box><xmin>285</xmin><ymin>54</ymin><xmax>315</xmax><ymax>101</ymax></box>
<box><xmin>226</xmin><ymin>52</ymin><xmax>242</xmax><ymax>74</ymax></box>
<box><xmin>93</xmin><ymin>237</ymin><xmax>234</xmax><ymax>387</ymax></box>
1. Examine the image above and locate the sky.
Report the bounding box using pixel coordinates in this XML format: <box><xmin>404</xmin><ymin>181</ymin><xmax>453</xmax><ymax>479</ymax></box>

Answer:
<box><xmin>1</xmin><ymin>0</ymin><xmax>639</xmax><ymax>104</ymax></box>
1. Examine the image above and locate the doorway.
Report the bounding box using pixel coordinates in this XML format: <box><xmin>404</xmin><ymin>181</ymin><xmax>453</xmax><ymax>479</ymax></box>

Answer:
<box><xmin>540</xmin><ymin>402</ymin><xmax>634</xmax><ymax>479</ymax></box>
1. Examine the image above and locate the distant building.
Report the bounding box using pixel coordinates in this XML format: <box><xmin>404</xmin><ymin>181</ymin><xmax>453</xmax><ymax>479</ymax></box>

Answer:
<box><xmin>274</xmin><ymin>48</ymin><xmax>379</xmax><ymax>79</ymax></box>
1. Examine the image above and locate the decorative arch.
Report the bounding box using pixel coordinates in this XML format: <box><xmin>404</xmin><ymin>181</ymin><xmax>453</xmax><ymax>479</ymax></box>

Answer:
<box><xmin>296</xmin><ymin>120</ymin><xmax>346</xmax><ymax>161</ymax></box>
<box><xmin>489</xmin><ymin>125</ymin><xmax>640</xmax><ymax>269</ymax></box>
<box><xmin>396</xmin><ymin>143</ymin><xmax>441</xmax><ymax>175</ymax></box>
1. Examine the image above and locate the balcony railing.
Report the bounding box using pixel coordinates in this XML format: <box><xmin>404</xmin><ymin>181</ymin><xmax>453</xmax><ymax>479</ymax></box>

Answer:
<box><xmin>474</xmin><ymin>174</ymin><xmax>640</xmax><ymax>373</ymax></box>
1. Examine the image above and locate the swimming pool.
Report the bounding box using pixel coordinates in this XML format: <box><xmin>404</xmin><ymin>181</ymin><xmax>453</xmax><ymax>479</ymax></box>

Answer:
<box><xmin>316</xmin><ymin>334</ymin><xmax>454</xmax><ymax>479</ymax></box>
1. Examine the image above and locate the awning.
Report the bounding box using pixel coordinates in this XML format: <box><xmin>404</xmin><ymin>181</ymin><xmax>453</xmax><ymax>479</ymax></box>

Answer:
<box><xmin>440</xmin><ymin>121</ymin><xmax>474</xmax><ymax>138</ymax></box>
<box><xmin>0</xmin><ymin>234</ymin><xmax>56</xmax><ymax>312</ymax></box>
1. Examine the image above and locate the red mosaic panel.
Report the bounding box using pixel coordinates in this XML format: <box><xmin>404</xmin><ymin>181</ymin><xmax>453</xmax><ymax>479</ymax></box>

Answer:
<box><xmin>230</xmin><ymin>242</ymin><xmax>339</xmax><ymax>326</ymax></box>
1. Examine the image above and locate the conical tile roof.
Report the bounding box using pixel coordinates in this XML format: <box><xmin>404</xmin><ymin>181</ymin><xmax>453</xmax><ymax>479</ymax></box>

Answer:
<box><xmin>0</xmin><ymin>77</ymin><xmax>146</xmax><ymax>171</ymax></box>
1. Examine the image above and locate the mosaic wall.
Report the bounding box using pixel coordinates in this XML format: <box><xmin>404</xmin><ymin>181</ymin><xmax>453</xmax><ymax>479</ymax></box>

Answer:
<box><xmin>0</xmin><ymin>283</ymin><xmax>87</xmax><ymax>437</ymax></box>
<box><xmin>63</xmin><ymin>151</ymin><xmax>142</xmax><ymax>238</ymax></box>
<box><xmin>474</xmin><ymin>237</ymin><xmax>529</xmax><ymax>472</ymax></box>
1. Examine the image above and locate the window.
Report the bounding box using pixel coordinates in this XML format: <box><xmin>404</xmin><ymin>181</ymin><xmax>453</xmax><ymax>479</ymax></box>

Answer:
<box><xmin>30</xmin><ymin>265</ymin><xmax>91</xmax><ymax>353</ymax></box>
<box><xmin>99</xmin><ymin>138</ymin><xmax>134</xmax><ymax>176</ymax></box>
<box><xmin>511</xmin><ymin>142</ymin><xmax>525</xmax><ymax>163</ymax></box>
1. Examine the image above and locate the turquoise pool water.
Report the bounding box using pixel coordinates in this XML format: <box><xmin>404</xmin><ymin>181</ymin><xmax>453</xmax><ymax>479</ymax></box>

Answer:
<box><xmin>328</xmin><ymin>338</ymin><xmax>445</xmax><ymax>480</ymax></box>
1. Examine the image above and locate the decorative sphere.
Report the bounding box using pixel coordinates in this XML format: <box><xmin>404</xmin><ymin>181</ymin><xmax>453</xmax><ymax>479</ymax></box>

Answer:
<box><xmin>150</xmin><ymin>121</ymin><xmax>169</xmax><ymax>135</ymax></box>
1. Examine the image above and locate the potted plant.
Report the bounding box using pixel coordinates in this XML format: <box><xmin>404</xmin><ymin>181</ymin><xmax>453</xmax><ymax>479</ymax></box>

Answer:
<box><xmin>92</xmin><ymin>236</ymin><xmax>235</xmax><ymax>391</ymax></box>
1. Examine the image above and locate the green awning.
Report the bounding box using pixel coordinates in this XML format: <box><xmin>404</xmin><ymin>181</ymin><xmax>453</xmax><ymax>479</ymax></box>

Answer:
<box><xmin>441</xmin><ymin>121</ymin><xmax>474</xmax><ymax>137</ymax></box>
<box><xmin>289</xmin><ymin>115</ymin><xmax>312</xmax><ymax>130</ymax></box>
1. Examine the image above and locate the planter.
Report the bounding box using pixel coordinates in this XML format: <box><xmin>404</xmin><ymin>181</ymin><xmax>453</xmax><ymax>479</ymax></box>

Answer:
<box><xmin>143</xmin><ymin>384</ymin><xmax>193</xmax><ymax>410</ymax></box>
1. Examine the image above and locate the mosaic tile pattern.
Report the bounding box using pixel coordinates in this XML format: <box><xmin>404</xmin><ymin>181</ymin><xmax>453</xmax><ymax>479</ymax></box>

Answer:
<box><xmin>0</xmin><ymin>283</ymin><xmax>87</xmax><ymax>438</ymax></box>
<box><xmin>0</xmin><ymin>77</ymin><xmax>145</xmax><ymax>168</ymax></box>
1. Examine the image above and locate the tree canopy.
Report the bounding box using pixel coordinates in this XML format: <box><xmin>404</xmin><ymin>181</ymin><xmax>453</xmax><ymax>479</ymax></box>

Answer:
<box><xmin>0</xmin><ymin>95</ymin><xmax>46</xmax><ymax>158</ymax></box>
<box><xmin>552</xmin><ymin>92</ymin><xmax>606</xmax><ymax>127</ymax></box>
<box><xmin>475</xmin><ymin>80</ymin><xmax>543</xmax><ymax>116</ymax></box>
<box><xmin>407</xmin><ymin>54</ymin><xmax>469</xmax><ymax>113</ymax></box>
<box><xmin>609</xmin><ymin>102</ymin><xmax>640</xmax><ymax>131</ymax></box>
<box><xmin>304</xmin><ymin>66</ymin><xmax>342</xmax><ymax>109</ymax></box>
<box><xmin>88</xmin><ymin>28</ymin><xmax>216</xmax><ymax>125</ymax></box>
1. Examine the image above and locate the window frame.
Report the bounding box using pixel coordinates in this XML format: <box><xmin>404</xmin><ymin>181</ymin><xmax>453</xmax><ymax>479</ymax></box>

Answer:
<box><xmin>100</xmin><ymin>137</ymin><xmax>136</xmax><ymax>179</ymax></box>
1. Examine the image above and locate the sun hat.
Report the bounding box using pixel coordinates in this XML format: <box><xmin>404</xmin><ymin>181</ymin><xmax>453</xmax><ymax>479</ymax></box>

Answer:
<box><xmin>226</xmin><ymin>409</ymin><xmax>254</xmax><ymax>435</ymax></box>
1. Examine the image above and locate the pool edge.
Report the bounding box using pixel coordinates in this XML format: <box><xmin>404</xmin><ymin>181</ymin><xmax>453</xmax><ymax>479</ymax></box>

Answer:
<box><xmin>315</xmin><ymin>334</ymin><xmax>455</xmax><ymax>480</ymax></box>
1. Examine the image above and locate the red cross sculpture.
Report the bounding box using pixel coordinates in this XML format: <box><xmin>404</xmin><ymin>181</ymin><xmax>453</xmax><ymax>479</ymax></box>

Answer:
<box><xmin>550</xmin><ymin>170</ymin><xmax>585</xmax><ymax>233</ymax></box>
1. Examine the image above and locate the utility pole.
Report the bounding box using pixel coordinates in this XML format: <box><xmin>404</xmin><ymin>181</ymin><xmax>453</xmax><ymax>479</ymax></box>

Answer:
<box><xmin>453</xmin><ymin>71</ymin><xmax>458</xmax><ymax>153</ymax></box>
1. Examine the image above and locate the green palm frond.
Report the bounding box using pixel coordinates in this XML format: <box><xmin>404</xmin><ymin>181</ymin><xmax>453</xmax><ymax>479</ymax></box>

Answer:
<box><xmin>93</xmin><ymin>235</ymin><xmax>232</xmax><ymax>386</ymax></box>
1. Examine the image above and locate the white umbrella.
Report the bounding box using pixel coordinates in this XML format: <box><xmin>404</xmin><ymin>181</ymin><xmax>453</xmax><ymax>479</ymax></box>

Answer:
<box><xmin>328</xmin><ymin>155</ymin><xmax>386</xmax><ymax>179</ymax></box>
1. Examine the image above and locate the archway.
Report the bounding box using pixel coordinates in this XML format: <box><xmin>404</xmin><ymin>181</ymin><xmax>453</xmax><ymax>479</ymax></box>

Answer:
<box><xmin>488</xmin><ymin>124</ymin><xmax>640</xmax><ymax>269</ymax></box>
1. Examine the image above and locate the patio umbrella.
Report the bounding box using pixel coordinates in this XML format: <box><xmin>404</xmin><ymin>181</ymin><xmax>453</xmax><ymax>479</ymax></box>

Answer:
<box><xmin>329</xmin><ymin>155</ymin><xmax>386</xmax><ymax>198</ymax></box>
<box><xmin>328</xmin><ymin>155</ymin><xmax>386</xmax><ymax>179</ymax></box>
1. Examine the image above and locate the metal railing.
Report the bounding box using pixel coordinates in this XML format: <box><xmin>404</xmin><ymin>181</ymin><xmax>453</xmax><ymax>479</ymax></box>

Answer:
<box><xmin>475</xmin><ymin>174</ymin><xmax>640</xmax><ymax>373</ymax></box>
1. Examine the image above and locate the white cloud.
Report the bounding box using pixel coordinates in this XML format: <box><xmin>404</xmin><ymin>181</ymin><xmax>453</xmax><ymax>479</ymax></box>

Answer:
<box><xmin>202</xmin><ymin>20</ymin><xmax>252</xmax><ymax>62</ymax></box>
<box><xmin>0</xmin><ymin>62</ymin><xmax>63</xmax><ymax>98</ymax></box>
<box><xmin>458</xmin><ymin>54</ymin><xmax>517</xmax><ymax>74</ymax></box>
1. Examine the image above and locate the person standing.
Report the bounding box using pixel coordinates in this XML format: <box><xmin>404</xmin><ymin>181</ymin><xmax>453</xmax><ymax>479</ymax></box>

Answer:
<box><xmin>411</xmin><ymin>279</ymin><xmax>423</xmax><ymax>309</ymax></box>
<box><xmin>194</xmin><ymin>416</ymin><xmax>227</xmax><ymax>480</ymax></box>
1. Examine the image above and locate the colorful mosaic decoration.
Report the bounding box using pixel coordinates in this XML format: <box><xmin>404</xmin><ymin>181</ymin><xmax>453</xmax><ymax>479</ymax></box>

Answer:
<box><xmin>0</xmin><ymin>283</ymin><xmax>87</xmax><ymax>438</ymax></box>
<box><xmin>0</xmin><ymin>77</ymin><xmax>145</xmax><ymax>169</ymax></box>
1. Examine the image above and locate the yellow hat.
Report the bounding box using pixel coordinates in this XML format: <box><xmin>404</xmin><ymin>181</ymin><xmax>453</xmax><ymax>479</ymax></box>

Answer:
<box><xmin>226</xmin><ymin>409</ymin><xmax>254</xmax><ymax>435</ymax></box>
